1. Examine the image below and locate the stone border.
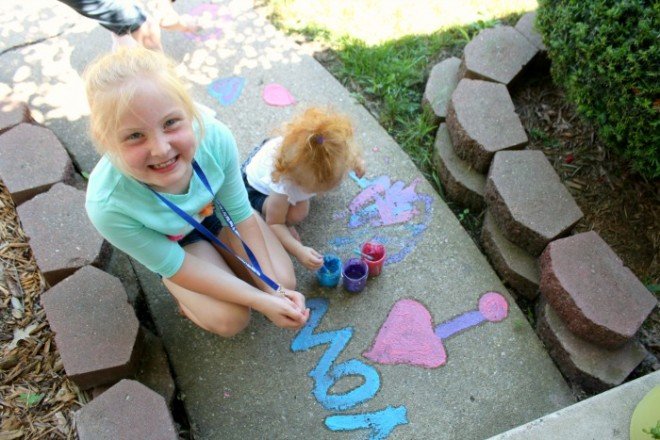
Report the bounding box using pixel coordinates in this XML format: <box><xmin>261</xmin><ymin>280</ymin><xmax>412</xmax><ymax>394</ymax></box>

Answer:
<box><xmin>425</xmin><ymin>12</ymin><xmax>657</xmax><ymax>394</ymax></box>
<box><xmin>0</xmin><ymin>103</ymin><xmax>180</xmax><ymax>437</ymax></box>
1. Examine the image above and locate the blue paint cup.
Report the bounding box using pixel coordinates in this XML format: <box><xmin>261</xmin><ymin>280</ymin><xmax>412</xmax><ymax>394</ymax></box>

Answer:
<box><xmin>342</xmin><ymin>258</ymin><xmax>369</xmax><ymax>293</ymax></box>
<box><xmin>316</xmin><ymin>254</ymin><xmax>342</xmax><ymax>288</ymax></box>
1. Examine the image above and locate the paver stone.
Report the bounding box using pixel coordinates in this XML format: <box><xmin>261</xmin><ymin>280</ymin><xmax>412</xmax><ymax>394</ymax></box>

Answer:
<box><xmin>540</xmin><ymin>231</ymin><xmax>658</xmax><ymax>348</ymax></box>
<box><xmin>514</xmin><ymin>11</ymin><xmax>546</xmax><ymax>52</ymax></box>
<box><xmin>485</xmin><ymin>150</ymin><xmax>583</xmax><ymax>256</ymax></box>
<box><xmin>16</xmin><ymin>183</ymin><xmax>109</xmax><ymax>286</ymax></box>
<box><xmin>536</xmin><ymin>300</ymin><xmax>648</xmax><ymax>393</ymax></box>
<box><xmin>460</xmin><ymin>26</ymin><xmax>538</xmax><ymax>86</ymax></box>
<box><xmin>0</xmin><ymin>100</ymin><xmax>34</xmax><ymax>134</ymax></box>
<box><xmin>0</xmin><ymin>123</ymin><xmax>74</xmax><ymax>205</ymax></box>
<box><xmin>481</xmin><ymin>210</ymin><xmax>539</xmax><ymax>299</ymax></box>
<box><xmin>446</xmin><ymin>79</ymin><xmax>527</xmax><ymax>173</ymax></box>
<box><xmin>135</xmin><ymin>328</ymin><xmax>176</xmax><ymax>407</ymax></box>
<box><xmin>432</xmin><ymin>123</ymin><xmax>485</xmax><ymax>211</ymax></box>
<box><xmin>422</xmin><ymin>57</ymin><xmax>462</xmax><ymax>122</ymax></box>
<box><xmin>41</xmin><ymin>266</ymin><xmax>142</xmax><ymax>389</ymax></box>
<box><xmin>76</xmin><ymin>379</ymin><xmax>178</xmax><ymax>440</ymax></box>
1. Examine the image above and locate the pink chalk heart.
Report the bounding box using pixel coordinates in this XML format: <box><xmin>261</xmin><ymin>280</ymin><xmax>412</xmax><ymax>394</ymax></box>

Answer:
<box><xmin>263</xmin><ymin>83</ymin><xmax>296</xmax><ymax>107</ymax></box>
<box><xmin>363</xmin><ymin>299</ymin><xmax>446</xmax><ymax>368</ymax></box>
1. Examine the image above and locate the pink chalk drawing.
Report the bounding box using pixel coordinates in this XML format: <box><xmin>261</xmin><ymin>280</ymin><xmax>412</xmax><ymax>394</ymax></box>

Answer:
<box><xmin>329</xmin><ymin>173</ymin><xmax>433</xmax><ymax>265</ymax></box>
<box><xmin>263</xmin><ymin>83</ymin><xmax>296</xmax><ymax>107</ymax></box>
<box><xmin>363</xmin><ymin>292</ymin><xmax>508</xmax><ymax>368</ymax></box>
<box><xmin>184</xmin><ymin>4</ymin><xmax>232</xmax><ymax>42</ymax></box>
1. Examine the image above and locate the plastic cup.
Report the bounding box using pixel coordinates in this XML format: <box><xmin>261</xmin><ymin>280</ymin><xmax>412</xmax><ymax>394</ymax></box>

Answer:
<box><xmin>316</xmin><ymin>254</ymin><xmax>342</xmax><ymax>288</ymax></box>
<box><xmin>342</xmin><ymin>258</ymin><xmax>368</xmax><ymax>293</ymax></box>
<box><xmin>361</xmin><ymin>241</ymin><xmax>386</xmax><ymax>277</ymax></box>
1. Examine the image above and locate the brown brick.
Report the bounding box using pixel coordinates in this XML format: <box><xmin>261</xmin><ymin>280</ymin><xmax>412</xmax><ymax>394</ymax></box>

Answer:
<box><xmin>485</xmin><ymin>150</ymin><xmax>583</xmax><ymax>256</ymax></box>
<box><xmin>461</xmin><ymin>26</ymin><xmax>538</xmax><ymax>86</ymax></box>
<box><xmin>446</xmin><ymin>79</ymin><xmax>527</xmax><ymax>173</ymax></box>
<box><xmin>540</xmin><ymin>231</ymin><xmax>658</xmax><ymax>348</ymax></box>
<box><xmin>0</xmin><ymin>100</ymin><xmax>34</xmax><ymax>134</ymax></box>
<box><xmin>481</xmin><ymin>210</ymin><xmax>539</xmax><ymax>299</ymax></box>
<box><xmin>41</xmin><ymin>266</ymin><xmax>141</xmax><ymax>389</ymax></box>
<box><xmin>0</xmin><ymin>123</ymin><xmax>73</xmax><ymax>205</ymax></box>
<box><xmin>515</xmin><ymin>11</ymin><xmax>546</xmax><ymax>52</ymax></box>
<box><xmin>16</xmin><ymin>183</ymin><xmax>109</xmax><ymax>286</ymax></box>
<box><xmin>432</xmin><ymin>123</ymin><xmax>485</xmax><ymax>211</ymax></box>
<box><xmin>76</xmin><ymin>379</ymin><xmax>178</xmax><ymax>440</ymax></box>
<box><xmin>536</xmin><ymin>299</ymin><xmax>648</xmax><ymax>393</ymax></box>
<box><xmin>422</xmin><ymin>57</ymin><xmax>462</xmax><ymax>122</ymax></box>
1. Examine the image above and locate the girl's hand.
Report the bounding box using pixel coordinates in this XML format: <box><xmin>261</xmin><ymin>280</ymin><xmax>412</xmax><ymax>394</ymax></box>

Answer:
<box><xmin>297</xmin><ymin>246</ymin><xmax>324</xmax><ymax>270</ymax></box>
<box><xmin>259</xmin><ymin>290</ymin><xmax>309</xmax><ymax>330</ymax></box>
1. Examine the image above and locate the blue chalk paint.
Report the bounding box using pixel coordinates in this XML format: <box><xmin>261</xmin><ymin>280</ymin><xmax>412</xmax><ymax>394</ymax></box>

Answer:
<box><xmin>325</xmin><ymin>405</ymin><xmax>409</xmax><ymax>440</ymax></box>
<box><xmin>208</xmin><ymin>76</ymin><xmax>245</xmax><ymax>106</ymax></box>
<box><xmin>316</xmin><ymin>254</ymin><xmax>342</xmax><ymax>288</ymax></box>
<box><xmin>291</xmin><ymin>298</ymin><xmax>380</xmax><ymax>411</ymax></box>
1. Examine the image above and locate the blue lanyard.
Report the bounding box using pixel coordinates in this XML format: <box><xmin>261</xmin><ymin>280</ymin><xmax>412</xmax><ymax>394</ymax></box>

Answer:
<box><xmin>147</xmin><ymin>160</ymin><xmax>282</xmax><ymax>293</ymax></box>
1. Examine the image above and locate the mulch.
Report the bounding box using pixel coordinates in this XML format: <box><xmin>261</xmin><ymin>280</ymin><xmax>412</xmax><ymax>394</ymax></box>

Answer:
<box><xmin>0</xmin><ymin>183</ymin><xmax>83</xmax><ymax>440</ymax></box>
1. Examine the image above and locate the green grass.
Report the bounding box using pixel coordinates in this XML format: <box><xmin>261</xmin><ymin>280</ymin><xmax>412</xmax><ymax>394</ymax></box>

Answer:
<box><xmin>260</xmin><ymin>0</ymin><xmax>534</xmax><ymax>237</ymax></box>
<box><xmin>261</xmin><ymin>0</ymin><xmax>537</xmax><ymax>46</ymax></box>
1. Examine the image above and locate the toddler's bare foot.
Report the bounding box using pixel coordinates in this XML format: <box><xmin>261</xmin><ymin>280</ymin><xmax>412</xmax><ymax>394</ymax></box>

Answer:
<box><xmin>288</xmin><ymin>226</ymin><xmax>301</xmax><ymax>242</ymax></box>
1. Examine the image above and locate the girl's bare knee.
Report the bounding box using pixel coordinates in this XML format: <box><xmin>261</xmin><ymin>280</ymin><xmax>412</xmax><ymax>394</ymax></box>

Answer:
<box><xmin>206</xmin><ymin>312</ymin><xmax>250</xmax><ymax>338</ymax></box>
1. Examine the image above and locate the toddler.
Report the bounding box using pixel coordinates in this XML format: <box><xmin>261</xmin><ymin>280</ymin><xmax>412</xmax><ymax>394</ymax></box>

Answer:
<box><xmin>83</xmin><ymin>47</ymin><xmax>308</xmax><ymax>336</ymax></box>
<box><xmin>243</xmin><ymin>107</ymin><xmax>365</xmax><ymax>270</ymax></box>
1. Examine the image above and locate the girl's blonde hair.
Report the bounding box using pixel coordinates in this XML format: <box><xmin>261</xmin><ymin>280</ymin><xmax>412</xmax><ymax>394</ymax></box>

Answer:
<box><xmin>273</xmin><ymin>107</ymin><xmax>361</xmax><ymax>190</ymax></box>
<box><xmin>82</xmin><ymin>46</ymin><xmax>202</xmax><ymax>156</ymax></box>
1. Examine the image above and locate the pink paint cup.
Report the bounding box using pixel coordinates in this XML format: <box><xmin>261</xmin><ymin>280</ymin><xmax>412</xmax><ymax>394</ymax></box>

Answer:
<box><xmin>361</xmin><ymin>241</ymin><xmax>386</xmax><ymax>277</ymax></box>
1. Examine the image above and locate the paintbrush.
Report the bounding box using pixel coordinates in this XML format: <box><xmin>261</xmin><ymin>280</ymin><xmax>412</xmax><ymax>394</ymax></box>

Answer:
<box><xmin>353</xmin><ymin>249</ymin><xmax>375</xmax><ymax>261</ymax></box>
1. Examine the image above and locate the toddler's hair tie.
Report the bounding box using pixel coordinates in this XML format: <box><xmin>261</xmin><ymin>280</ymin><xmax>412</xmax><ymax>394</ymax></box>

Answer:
<box><xmin>308</xmin><ymin>133</ymin><xmax>324</xmax><ymax>147</ymax></box>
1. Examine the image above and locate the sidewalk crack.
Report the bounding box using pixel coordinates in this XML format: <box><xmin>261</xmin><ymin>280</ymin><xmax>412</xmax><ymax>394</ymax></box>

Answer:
<box><xmin>0</xmin><ymin>28</ymin><xmax>71</xmax><ymax>56</ymax></box>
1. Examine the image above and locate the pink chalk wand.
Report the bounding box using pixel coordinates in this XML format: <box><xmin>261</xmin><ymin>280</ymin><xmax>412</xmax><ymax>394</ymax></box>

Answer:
<box><xmin>363</xmin><ymin>292</ymin><xmax>508</xmax><ymax>368</ymax></box>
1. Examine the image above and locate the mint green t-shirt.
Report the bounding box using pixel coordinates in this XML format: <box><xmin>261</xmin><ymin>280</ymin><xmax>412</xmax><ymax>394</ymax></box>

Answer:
<box><xmin>85</xmin><ymin>117</ymin><xmax>253</xmax><ymax>278</ymax></box>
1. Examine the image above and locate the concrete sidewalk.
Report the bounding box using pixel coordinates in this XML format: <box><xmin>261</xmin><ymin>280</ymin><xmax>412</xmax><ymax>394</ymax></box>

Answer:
<box><xmin>1</xmin><ymin>1</ymin><xmax>576</xmax><ymax>438</ymax></box>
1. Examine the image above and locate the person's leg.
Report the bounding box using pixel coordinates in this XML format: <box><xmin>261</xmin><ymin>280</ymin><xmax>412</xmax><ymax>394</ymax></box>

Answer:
<box><xmin>162</xmin><ymin>241</ymin><xmax>251</xmax><ymax>337</ymax></box>
<box><xmin>217</xmin><ymin>211</ymin><xmax>296</xmax><ymax>290</ymax></box>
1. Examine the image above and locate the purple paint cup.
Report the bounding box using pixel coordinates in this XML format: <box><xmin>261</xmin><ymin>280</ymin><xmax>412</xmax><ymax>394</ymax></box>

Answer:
<box><xmin>342</xmin><ymin>258</ymin><xmax>368</xmax><ymax>293</ymax></box>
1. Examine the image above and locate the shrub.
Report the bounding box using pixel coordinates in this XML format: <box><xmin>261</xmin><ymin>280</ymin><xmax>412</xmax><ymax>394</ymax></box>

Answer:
<box><xmin>536</xmin><ymin>0</ymin><xmax>659</xmax><ymax>178</ymax></box>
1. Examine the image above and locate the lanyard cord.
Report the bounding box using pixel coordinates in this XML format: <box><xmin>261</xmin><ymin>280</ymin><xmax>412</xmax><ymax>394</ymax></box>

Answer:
<box><xmin>146</xmin><ymin>160</ymin><xmax>282</xmax><ymax>292</ymax></box>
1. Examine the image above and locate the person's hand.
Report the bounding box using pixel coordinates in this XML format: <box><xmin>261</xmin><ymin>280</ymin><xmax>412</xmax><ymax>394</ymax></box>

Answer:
<box><xmin>353</xmin><ymin>158</ymin><xmax>366</xmax><ymax>178</ymax></box>
<box><xmin>296</xmin><ymin>246</ymin><xmax>323</xmax><ymax>270</ymax></box>
<box><xmin>259</xmin><ymin>289</ymin><xmax>309</xmax><ymax>330</ymax></box>
<box><xmin>130</xmin><ymin>17</ymin><xmax>163</xmax><ymax>51</ymax></box>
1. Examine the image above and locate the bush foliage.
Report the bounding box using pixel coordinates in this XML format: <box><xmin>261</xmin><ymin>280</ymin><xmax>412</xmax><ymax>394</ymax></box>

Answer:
<box><xmin>537</xmin><ymin>0</ymin><xmax>659</xmax><ymax>178</ymax></box>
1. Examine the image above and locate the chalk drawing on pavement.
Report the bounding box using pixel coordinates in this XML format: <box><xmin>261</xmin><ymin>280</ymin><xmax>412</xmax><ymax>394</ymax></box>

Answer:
<box><xmin>184</xmin><ymin>4</ymin><xmax>232</xmax><ymax>42</ymax></box>
<box><xmin>291</xmin><ymin>298</ymin><xmax>409</xmax><ymax>439</ymax></box>
<box><xmin>329</xmin><ymin>173</ymin><xmax>433</xmax><ymax>265</ymax></box>
<box><xmin>363</xmin><ymin>292</ymin><xmax>509</xmax><ymax>368</ymax></box>
<box><xmin>208</xmin><ymin>76</ymin><xmax>245</xmax><ymax>106</ymax></box>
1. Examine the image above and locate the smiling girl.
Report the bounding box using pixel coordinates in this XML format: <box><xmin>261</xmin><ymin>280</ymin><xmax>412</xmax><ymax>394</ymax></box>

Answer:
<box><xmin>83</xmin><ymin>47</ymin><xmax>308</xmax><ymax>336</ymax></box>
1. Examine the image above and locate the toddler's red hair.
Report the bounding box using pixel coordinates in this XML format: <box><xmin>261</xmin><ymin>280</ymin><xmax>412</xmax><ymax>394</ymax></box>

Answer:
<box><xmin>273</xmin><ymin>107</ymin><xmax>361</xmax><ymax>189</ymax></box>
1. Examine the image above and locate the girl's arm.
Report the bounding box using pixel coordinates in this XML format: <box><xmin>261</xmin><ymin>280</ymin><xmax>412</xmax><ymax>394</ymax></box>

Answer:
<box><xmin>168</xmin><ymin>244</ymin><xmax>308</xmax><ymax>329</ymax></box>
<box><xmin>265</xmin><ymin>194</ymin><xmax>323</xmax><ymax>270</ymax></box>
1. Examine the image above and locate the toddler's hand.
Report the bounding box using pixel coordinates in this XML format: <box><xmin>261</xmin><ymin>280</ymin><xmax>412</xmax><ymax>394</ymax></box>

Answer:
<box><xmin>354</xmin><ymin>159</ymin><xmax>366</xmax><ymax>178</ymax></box>
<box><xmin>297</xmin><ymin>246</ymin><xmax>323</xmax><ymax>270</ymax></box>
